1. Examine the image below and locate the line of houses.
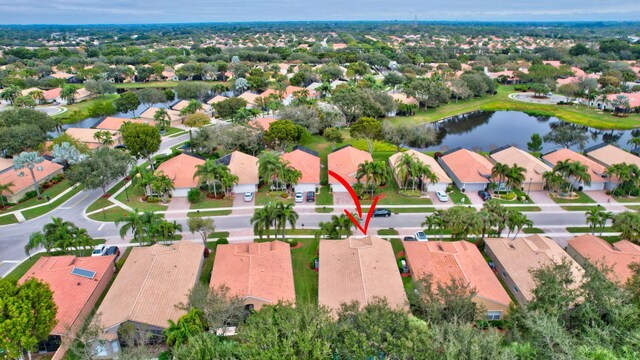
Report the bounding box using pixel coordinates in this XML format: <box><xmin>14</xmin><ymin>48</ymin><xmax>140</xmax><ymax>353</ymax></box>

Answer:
<box><xmin>20</xmin><ymin>229</ymin><xmax>640</xmax><ymax>358</ymax></box>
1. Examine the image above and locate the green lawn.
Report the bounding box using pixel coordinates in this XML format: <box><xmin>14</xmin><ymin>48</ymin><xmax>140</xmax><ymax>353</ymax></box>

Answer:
<box><xmin>207</xmin><ymin>231</ymin><xmax>230</xmax><ymax>239</ymax></box>
<box><xmin>613</xmin><ymin>196</ymin><xmax>640</xmax><ymax>203</ymax></box>
<box><xmin>85</xmin><ymin>179</ymin><xmax>128</xmax><ymax>213</ymax></box>
<box><xmin>550</xmin><ymin>191</ymin><xmax>598</xmax><ymax>211</ymax></box>
<box><xmin>88</xmin><ymin>206</ymin><xmax>130</xmax><ymax>222</ymax></box>
<box><xmin>565</xmin><ymin>226</ymin><xmax>614</xmax><ymax>233</ymax></box>
<box><xmin>378</xmin><ymin>228</ymin><xmax>399</xmax><ymax>237</ymax></box>
<box><xmin>187</xmin><ymin>210</ymin><xmax>232</xmax><ymax>217</ymax></box>
<box><xmin>53</xmin><ymin>94</ymin><xmax>119</xmax><ymax>124</ymax></box>
<box><xmin>315</xmin><ymin>185</ymin><xmax>333</xmax><ymax>213</ymax></box>
<box><xmin>397</xmin><ymin>85</ymin><xmax>640</xmax><ymax>130</ymax></box>
<box><xmin>291</xmin><ymin>238</ymin><xmax>319</xmax><ymax>305</ymax></box>
<box><xmin>448</xmin><ymin>187</ymin><xmax>471</xmax><ymax>205</ymax></box>
<box><xmin>23</xmin><ymin>184</ymin><xmax>84</xmax><ymax>220</ymax></box>
<box><xmin>163</xmin><ymin>127</ymin><xmax>184</xmax><ymax>137</ymax></box>
<box><xmin>255</xmin><ymin>188</ymin><xmax>294</xmax><ymax>206</ymax></box>
<box><xmin>3</xmin><ymin>253</ymin><xmax>46</xmax><ymax>282</ymax></box>
<box><xmin>115</xmin><ymin>185</ymin><xmax>168</xmax><ymax>212</ymax></box>
<box><xmin>190</xmin><ymin>192</ymin><xmax>233</xmax><ymax>213</ymax></box>
<box><xmin>390</xmin><ymin>238</ymin><xmax>405</xmax><ymax>255</ymax></box>
<box><xmin>0</xmin><ymin>179</ymin><xmax>73</xmax><ymax>216</ymax></box>
<box><xmin>523</xmin><ymin>227</ymin><xmax>545</xmax><ymax>234</ymax></box>
<box><xmin>0</xmin><ymin>213</ymin><xmax>18</xmax><ymax>225</ymax></box>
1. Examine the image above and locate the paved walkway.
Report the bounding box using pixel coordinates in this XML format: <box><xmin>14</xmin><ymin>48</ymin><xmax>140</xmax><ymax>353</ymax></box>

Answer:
<box><xmin>509</xmin><ymin>92</ymin><xmax>567</xmax><ymax>104</ymax></box>
<box><xmin>528</xmin><ymin>191</ymin><xmax>562</xmax><ymax>210</ymax></box>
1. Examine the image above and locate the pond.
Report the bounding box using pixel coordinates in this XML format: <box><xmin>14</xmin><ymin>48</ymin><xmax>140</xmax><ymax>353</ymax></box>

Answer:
<box><xmin>422</xmin><ymin>111</ymin><xmax>639</xmax><ymax>153</ymax></box>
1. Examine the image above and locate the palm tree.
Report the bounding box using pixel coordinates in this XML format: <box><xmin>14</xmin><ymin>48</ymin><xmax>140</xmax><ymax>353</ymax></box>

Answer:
<box><xmin>0</xmin><ymin>181</ymin><xmax>14</xmax><ymax>209</ymax></box>
<box><xmin>357</xmin><ymin>160</ymin><xmax>390</xmax><ymax>198</ymax></box>
<box><xmin>60</xmin><ymin>86</ymin><xmax>78</xmax><ymax>104</ymax></box>
<box><xmin>251</xmin><ymin>204</ymin><xmax>276</xmax><ymax>240</ymax></box>
<box><xmin>506</xmin><ymin>164</ymin><xmax>526</xmax><ymax>192</ymax></box>
<box><xmin>154</xmin><ymin>220</ymin><xmax>183</xmax><ymax>244</ymax></box>
<box><xmin>421</xmin><ymin>211</ymin><xmax>445</xmax><ymax>240</ymax></box>
<box><xmin>483</xmin><ymin>200</ymin><xmax>510</xmax><ymax>236</ymax></box>
<box><xmin>283</xmin><ymin>166</ymin><xmax>302</xmax><ymax>195</ymax></box>
<box><xmin>491</xmin><ymin>163</ymin><xmax>511</xmax><ymax>192</ymax></box>
<box><xmin>274</xmin><ymin>202</ymin><xmax>299</xmax><ymax>240</ymax></box>
<box><xmin>543</xmin><ymin>171</ymin><xmax>565</xmax><ymax>194</ymax></box>
<box><xmin>12</xmin><ymin>151</ymin><xmax>45</xmax><ymax>199</ymax></box>
<box><xmin>179</xmin><ymin>100</ymin><xmax>204</xmax><ymax>116</ymax></box>
<box><xmin>24</xmin><ymin>232</ymin><xmax>52</xmax><ymax>257</ymax></box>
<box><xmin>29</xmin><ymin>89</ymin><xmax>45</xmax><ymax>105</ymax></box>
<box><xmin>151</xmin><ymin>172</ymin><xmax>175</xmax><ymax>202</ymax></box>
<box><xmin>153</xmin><ymin>108</ymin><xmax>170</xmax><ymax>131</ymax></box>
<box><xmin>568</xmin><ymin>161</ymin><xmax>591</xmax><ymax>194</ymax></box>
<box><xmin>317</xmin><ymin>82</ymin><xmax>332</xmax><ymax>98</ymax></box>
<box><xmin>258</xmin><ymin>151</ymin><xmax>285</xmax><ymax>191</ymax></box>
<box><xmin>116</xmin><ymin>210</ymin><xmax>146</xmax><ymax>246</ymax></box>
<box><xmin>220</xmin><ymin>172</ymin><xmax>239</xmax><ymax>198</ymax></box>
<box><xmin>194</xmin><ymin>160</ymin><xmax>230</xmax><ymax>196</ymax></box>
<box><xmin>315</xmin><ymin>214</ymin><xmax>353</xmax><ymax>240</ymax></box>
<box><xmin>412</xmin><ymin>161</ymin><xmax>437</xmax><ymax>193</ymax></box>
<box><xmin>93</xmin><ymin>131</ymin><xmax>115</xmax><ymax>147</ymax></box>
<box><xmin>506</xmin><ymin>212</ymin><xmax>533</xmax><ymax>239</ymax></box>
<box><xmin>132</xmin><ymin>166</ymin><xmax>156</xmax><ymax>196</ymax></box>
<box><xmin>612</xmin><ymin>212</ymin><xmax>640</xmax><ymax>243</ymax></box>
<box><xmin>0</xmin><ymin>85</ymin><xmax>20</xmax><ymax>105</ymax></box>
<box><xmin>393</xmin><ymin>153</ymin><xmax>415</xmax><ymax>190</ymax></box>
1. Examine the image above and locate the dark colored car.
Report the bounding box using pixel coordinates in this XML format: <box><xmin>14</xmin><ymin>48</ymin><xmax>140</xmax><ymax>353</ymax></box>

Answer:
<box><xmin>372</xmin><ymin>209</ymin><xmax>392</xmax><ymax>217</ymax></box>
<box><xmin>403</xmin><ymin>236</ymin><xmax>416</xmax><ymax>241</ymax></box>
<box><xmin>306</xmin><ymin>191</ymin><xmax>315</xmax><ymax>202</ymax></box>
<box><xmin>105</xmin><ymin>246</ymin><xmax>120</xmax><ymax>257</ymax></box>
<box><xmin>478</xmin><ymin>190</ymin><xmax>492</xmax><ymax>201</ymax></box>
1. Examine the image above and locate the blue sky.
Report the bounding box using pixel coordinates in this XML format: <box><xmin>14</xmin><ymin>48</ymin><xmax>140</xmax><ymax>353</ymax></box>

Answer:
<box><xmin>1</xmin><ymin>0</ymin><xmax>640</xmax><ymax>24</ymax></box>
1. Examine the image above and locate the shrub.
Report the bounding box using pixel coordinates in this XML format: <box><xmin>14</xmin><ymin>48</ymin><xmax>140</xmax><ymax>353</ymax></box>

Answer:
<box><xmin>285</xmin><ymin>239</ymin><xmax>299</xmax><ymax>247</ymax></box>
<box><xmin>217</xmin><ymin>238</ymin><xmax>229</xmax><ymax>244</ymax></box>
<box><xmin>19</xmin><ymin>190</ymin><xmax>38</xmax><ymax>203</ymax></box>
<box><xmin>187</xmin><ymin>188</ymin><xmax>201</xmax><ymax>203</ymax></box>
<box><xmin>184</xmin><ymin>113</ymin><xmax>210</xmax><ymax>128</ymax></box>
<box><xmin>146</xmin><ymin>196</ymin><xmax>161</xmax><ymax>203</ymax></box>
<box><xmin>399</xmin><ymin>189</ymin><xmax>421</xmax><ymax>197</ymax></box>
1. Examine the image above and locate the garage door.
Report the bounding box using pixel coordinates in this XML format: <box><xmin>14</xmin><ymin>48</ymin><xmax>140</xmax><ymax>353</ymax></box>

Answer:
<box><xmin>295</xmin><ymin>184</ymin><xmax>317</xmax><ymax>193</ymax></box>
<box><xmin>234</xmin><ymin>184</ymin><xmax>257</xmax><ymax>194</ymax></box>
<box><xmin>173</xmin><ymin>188</ymin><xmax>191</xmax><ymax>197</ymax></box>
<box><xmin>331</xmin><ymin>184</ymin><xmax>348</xmax><ymax>193</ymax></box>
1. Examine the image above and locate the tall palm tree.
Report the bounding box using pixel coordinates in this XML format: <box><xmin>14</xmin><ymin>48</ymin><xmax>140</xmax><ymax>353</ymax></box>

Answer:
<box><xmin>24</xmin><ymin>232</ymin><xmax>53</xmax><ymax>257</ymax></box>
<box><xmin>507</xmin><ymin>212</ymin><xmax>533</xmax><ymax>239</ymax></box>
<box><xmin>283</xmin><ymin>166</ymin><xmax>302</xmax><ymax>195</ymax></box>
<box><xmin>194</xmin><ymin>160</ymin><xmax>230</xmax><ymax>196</ymax></box>
<box><xmin>258</xmin><ymin>151</ymin><xmax>284</xmax><ymax>191</ymax></box>
<box><xmin>483</xmin><ymin>200</ymin><xmax>510</xmax><ymax>236</ymax></box>
<box><xmin>29</xmin><ymin>90</ymin><xmax>45</xmax><ymax>105</ymax></box>
<box><xmin>116</xmin><ymin>210</ymin><xmax>146</xmax><ymax>246</ymax></box>
<box><xmin>179</xmin><ymin>100</ymin><xmax>204</xmax><ymax>116</ymax></box>
<box><xmin>220</xmin><ymin>172</ymin><xmax>239</xmax><ymax>198</ymax></box>
<box><xmin>393</xmin><ymin>153</ymin><xmax>415</xmax><ymax>190</ymax></box>
<box><xmin>93</xmin><ymin>131</ymin><xmax>115</xmax><ymax>147</ymax></box>
<box><xmin>491</xmin><ymin>162</ymin><xmax>511</xmax><ymax>192</ymax></box>
<box><xmin>568</xmin><ymin>161</ymin><xmax>591</xmax><ymax>194</ymax></box>
<box><xmin>506</xmin><ymin>164</ymin><xmax>526</xmax><ymax>192</ymax></box>
<box><xmin>251</xmin><ymin>204</ymin><xmax>276</xmax><ymax>240</ymax></box>
<box><xmin>0</xmin><ymin>181</ymin><xmax>14</xmax><ymax>209</ymax></box>
<box><xmin>12</xmin><ymin>151</ymin><xmax>45</xmax><ymax>199</ymax></box>
<box><xmin>274</xmin><ymin>202</ymin><xmax>299</xmax><ymax>241</ymax></box>
<box><xmin>154</xmin><ymin>108</ymin><xmax>170</xmax><ymax>131</ymax></box>
<box><xmin>60</xmin><ymin>86</ymin><xmax>78</xmax><ymax>104</ymax></box>
<box><xmin>132</xmin><ymin>166</ymin><xmax>156</xmax><ymax>196</ymax></box>
<box><xmin>543</xmin><ymin>171</ymin><xmax>565</xmax><ymax>194</ymax></box>
<box><xmin>0</xmin><ymin>85</ymin><xmax>20</xmax><ymax>105</ymax></box>
<box><xmin>151</xmin><ymin>172</ymin><xmax>175</xmax><ymax>202</ymax></box>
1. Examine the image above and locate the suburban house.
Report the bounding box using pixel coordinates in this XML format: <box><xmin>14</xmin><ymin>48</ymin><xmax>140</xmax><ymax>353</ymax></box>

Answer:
<box><xmin>237</xmin><ymin>91</ymin><xmax>260</xmax><ymax>108</ymax></box>
<box><xmin>139</xmin><ymin>107</ymin><xmax>183</xmax><ymax>127</ymax></box>
<box><xmin>318</xmin><ymin>236</ymin><xmax>408</xmax><ymax>314</ymax></box>
<box><xmin>438</xmin><ymin>148</ymin><xmax>493</xmax><ymax>192</ymax></box>
<box><xmin>404</xmin><ymin>241</ymin><xmax>511</xmax><ymax>320</ymax></box>
<box><xmin>586</xmin><ymin>143</ymin><xmax>640</xmax><ymax>168</ymax></box>
<box><xmin>64</xmin><ymin>128</ymin><xmax>122</xmax><ymax>149</ymax></box>
<box><xmin>210</xmin><ymin>241</ymin><xmax>296</xmax><ymax>311</ymax></box>
<box><xmin>490</xmin><ymin>146</ymin><xmax>552</xmax><ymax>192</ymax></box>
<box><xmin>207</xmin><ymin>95</ymin><xmax>228</xmax><ymax>105</ymax></box>
<box><xmin>19</xmin><ymin>255</ymin><xmax>116</xmax><ymax>360</ymax></box>
<box><xmin>485</xmin><ymin>235</ymin><xmax>584</xmax><ymax>305</ymax></box>
<box><xmin>95</xmin><ymin>241</ymin><xmax>204</xmax><ymax>357</ymax></box>
<box><xmin>43</xmin><ymin>87</ymin><xmax>63</xmax><ymax>103</ymax></box>
<box><xmin>280</xmin><ymin>146</ymin><xmax>321</xmax><ymax>194</ymax></box>
<box><xmin>171</xmin><ymin>99</ymin><xmax>211</xmax><ymax>114</ymax></box>
<box><xmin>0</xmin><ymin>159</ymin><xmax>63</xmax><ymax>204</ymax></box>
<box><xmin>47</xmin><ymin>72</ymin><xmax>79</xmax><ymax>83</ymax></box>
<box><xmin>155</xmin><ymin>153</ymin><xmax>205</xmax><ymax>197</ymax></box>
<box><xmin>96</xmin><ymin>117</ymin><xmax>157</xmax><ymax>131</ymax></box>
<box><xmin>388</xmin><ymin>149</ymin><xmax>451</xmax><ymax>192</ymax></box>
<box><xmin>567</xmin><ymin>234</ymin><xmax>640</xmax><ymax>285</ymax></box>
<box><xmin>161</xmin><ymin>70</ymin><xmax>178</xmax><ymax>81</ymax></box>
<box><xmin>259</xmin><ymin>86</ymin><xmax>318</xmax><ymax>105</ymax></box>
<box><xmin>73</xmin><ymin>88</ymin><xmax>91</xmax><ymax>103</ymax></box>
<box><xmin>216</xmin><ymin>151</ymin><xmax>259</xmax><ymax>194</ymax></box>
<box><xmin>542</xmin><ymin>148</ymin><xmax>607</xmax><ymax>191</ymax></box>
<box><xmin>591</xmin><ymin>93</ymin><xmax>640</xmax><ymax>111</ymax></box>
<box><xmin>387</xmin><ymin>93</ymin><xmax>419</xmax><ymax>116</ymax></box>
<box><xmin>327</xmin><ymin>145</ymin><xmax>372</xmax><ymax>193</ymax></box>
<box><xmin>248</xmin><ymin>117</ymin><xmax>277</xmax><ymax>131</ymax></box>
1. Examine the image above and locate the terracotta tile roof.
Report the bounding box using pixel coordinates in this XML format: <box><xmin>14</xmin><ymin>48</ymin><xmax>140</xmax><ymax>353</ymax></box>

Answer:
<box><xmin>156</xmin><ymin>153</ymin><xmax>205</xmax><ymax>189</ymax></box>
<box><xmin>568</xmin><ymin>234</ymin><xmax>640</xmax><ymax>285</ymax></box>
<box><xmin>281</xmin><ymin>148</ymin><xmax>320</xmax><ymax>184</ymax></box>
<box><xmin>64</xmin><ymin>128</ymin><xmax>120</xmax><ymax>147</ymax></box>
<box><xmin>586</xmin><ymin>144</ymin><xmax>640</xmax><ymax>168</ymax></box>
<box><xmin>327</xmin><ymin>146</ymin><xmax>372</xmax><ymax>185</ymax></box>
<box><xmin>171</xmin><ymin>100</ymin><xmax>210</xmax><ymax>113</ymax></box>
<box><xmin>207</xmin><ymin>95</ymin><xmax>228</xmax><ymax>105</ymax></box>
<box><xmin>42</xmin><ymin>87</ymin><xmax>62</xmax><ymax>100</ymax></box>
<box><xmin>237</xmin><ymin>91</ymin><xmax>260</xmax><ymax>106</ymax></box>
<box><xmin>0</xmin><ymin>158</ymin><xmax>14</xmax><ymax>171</ymax></box>
<box><xmin>225</xmin><ymin>151</ymin><xmax>259</xmax><ymax>185</ymax></box>
<box><xmin>490</xmin><ymin>146</ymin><xmax>552</xmax><ymax>184</ymax></box>
<box><xmin>96</xmin><ymin>117</ymin><xmax>157</xmax><ymax>131</ymax></box>
<box><xmin>210</xmin><ymin>241</ymin><xmax>295</xmax><ymax>305</ymax></box>
<box><xmin>388</xmin><ymin>149</ymin><xmax>450</xmax><ymax>184</ymax></box>
<box><xmin>485</xmin><ymin>235</ymin><xmax>584</xmax><ymax>303</ymax></box>
<box><xmin>543</xmin><ymin>148</ymin><xmax>607</xmax><ymax>182</ymax></box>
<box><xmin>248</xmin><ymin>117</ymin><xmax>277</xmax><ymax>131</ymax></box>
<box><xmin>0</xmin><ymin>159</ymin><xmax>63</xmax><ymax>196</ymax></box>
<box><xmin>403</xmin><ymin>241</ymin><xmax>511</xmax><ymax>307</ymax></box>
<box><xmin>607</xmin><ymin>93</ymin><xmax>640</xmax><ymax>108</ymax></box>
<box><xmin>97</xmin><ymin>241</ymin><xmax>204</xmax><ymax>331</ymax></box>
<box><xmin>20</xmin><ymin>255</ymin><xmax>115</xmax><ymax>335</ymax></box>
<box><xmin>440</xmin><ymin>148</ymin><xmax>493</xmax><ymax>183</ymax></box>
<box><xmin>49</xmin><ymin>72</ymin><xmax>74</xmax><ymax>80</ymax></box>
<box><xmin>389</xmin><ymin>93</ymin><xmax>419</xmax><ymax>105</ymax></box>
<box><xmin>260</xmin><ymin>86</ymin><xmax>317</xmax><ymax>99</ymax></box>
<box><xmin>139</xmin><ymin>107</ymin><xmax>182</xmax><ymax>122</ymax></box>
<box><xmin>74</xmin><ymin>88</ymin><xmax>91</xmax><ymax>100</ymax></box>
<box><xmin>318</xmin><ymin>236</ymin><xmax>408</xmax><ymax>313</ymax></box>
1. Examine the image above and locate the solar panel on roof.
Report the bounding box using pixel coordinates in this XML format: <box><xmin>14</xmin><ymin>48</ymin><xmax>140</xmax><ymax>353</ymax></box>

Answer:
<box><xmin>71</xmin><ymin>267</ymin><xmax>96</xmax><ymax>279</ymax></box>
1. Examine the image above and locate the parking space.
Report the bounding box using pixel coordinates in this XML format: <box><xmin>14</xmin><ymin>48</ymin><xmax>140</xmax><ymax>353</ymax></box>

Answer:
<box><xmin>465</xmin><ymin>191</ymin><xmax>486</xmax><ymax>207</ymax></box>
<box><xmin>232</xmin><ymin>193</ymin><xmax>255</xmax><ymax>215</ymax></box>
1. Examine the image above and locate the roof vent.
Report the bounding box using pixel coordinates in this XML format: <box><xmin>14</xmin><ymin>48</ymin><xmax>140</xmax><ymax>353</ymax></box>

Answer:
<box><xmin>36</xmin><ymin>166</ymin><xmax>43</xmax><ymax>171</ymax></box>
<box><xmin>17</xmin><ymin>172</ymin><xmax>24</xmax><ymax>177</ymax></box>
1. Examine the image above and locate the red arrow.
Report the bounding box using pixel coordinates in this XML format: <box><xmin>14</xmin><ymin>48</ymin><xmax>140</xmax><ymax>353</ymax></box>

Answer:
<box><xmin>328</xmin><ymin>170</ymin><xmax>382</xmax><ymax>235</ymax></box>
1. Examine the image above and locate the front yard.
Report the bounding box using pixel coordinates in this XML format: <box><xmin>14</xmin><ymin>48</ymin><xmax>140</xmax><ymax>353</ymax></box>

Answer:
<box><xmin>550</xmin><ymin>191</ymin><xmax>599</xmax><ymax>211</ymax></box>
<box><xmin>115</xmin><ymin>184</ymin><xmax>169</xmax><ymax>212</ymax></box>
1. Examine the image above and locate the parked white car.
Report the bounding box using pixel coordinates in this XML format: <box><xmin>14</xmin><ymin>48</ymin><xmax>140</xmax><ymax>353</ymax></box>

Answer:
<box><xmin>243</xmin><ymin>192</ymin><xmax>254</xmax><ymax>202</ymax></box>
<box><xmin>294</xmin><ymin>192</ymin><xmax>304</xmax><ymax>203</ymax></box>
<box><xmin>415</xmin><ymin>231</ymin><xmax>429</xmax><ymax>242</ymax></box>
<box><xmin>91</xmin><ymin>245</ymin><xmax>107</xmax><ymax>257</ymax></box>
<box><xmin>436</xmin><ymin>191</ymin><xmax>449</xmax><ymax>202</ymax></box>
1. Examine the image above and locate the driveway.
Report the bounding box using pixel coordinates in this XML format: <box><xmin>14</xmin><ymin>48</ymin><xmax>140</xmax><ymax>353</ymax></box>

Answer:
<box><xmin>464</xmin><ymin>191</ymin><xmax>486</xmax><ymax>208</ymax></box>
<box><xmin>584</xmin><ymin>191</ymin><xmax>628</xmax><ymax>212</ymax></box>
<box><xmin>165</xmin><ymin>197</ymin><xmax>191</xmax><ymax>220</ymax></box>
<box><xmin>528</xmin><ymin>191</ymin><xmax>562</xmax><ymax>211</ymax></box>
<box><xmin>232</xmin><ymin>194</ymin><xmax>254</xmax><ymax>215</ymax></box>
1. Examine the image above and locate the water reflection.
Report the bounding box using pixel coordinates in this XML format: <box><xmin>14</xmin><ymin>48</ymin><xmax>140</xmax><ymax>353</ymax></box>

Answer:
<box><xmin>422</xmin><ymin>111</ymin><xmax>634</xmax><ymax>153</ymax></box>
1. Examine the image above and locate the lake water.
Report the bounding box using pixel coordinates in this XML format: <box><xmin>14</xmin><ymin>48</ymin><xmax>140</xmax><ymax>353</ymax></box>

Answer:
<box><xmin>422</xmin><ymin>111</ymin><xmax>638</xmax><ymax>153</ymax></box>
